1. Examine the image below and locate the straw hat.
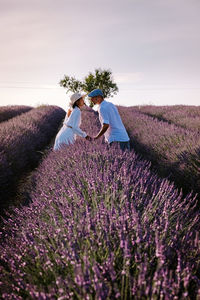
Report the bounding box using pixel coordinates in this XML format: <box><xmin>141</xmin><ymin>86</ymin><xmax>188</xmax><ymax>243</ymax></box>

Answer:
<box><xmin>69</xmin><ymin>92</ymin><xmax>87</xmax><ymax>108</ymax></box>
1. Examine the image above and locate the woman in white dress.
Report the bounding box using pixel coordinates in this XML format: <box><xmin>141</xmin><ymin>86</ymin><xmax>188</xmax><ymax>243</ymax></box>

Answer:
<box><xmin>53</xmin><ymin>92</ymin><xmax>91</xmax><ymax>150</ymax></box>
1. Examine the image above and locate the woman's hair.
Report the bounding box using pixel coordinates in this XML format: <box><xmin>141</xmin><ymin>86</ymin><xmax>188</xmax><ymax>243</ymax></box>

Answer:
<box><xmin>72</xmin><ymin>98</ymin><xmax>81</xmax><ymax>109</ymax></box>
<box><xmin>67</xmin><ymin>108</ymin><xmax>72</xmax><ymax>118</ymax></box>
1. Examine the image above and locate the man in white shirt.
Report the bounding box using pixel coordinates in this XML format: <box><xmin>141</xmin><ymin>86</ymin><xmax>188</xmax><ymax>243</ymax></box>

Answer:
<box><xmin>88</xmin><ymin>89</ymin><xmax>130</xmax><ymax>151</ymax></box>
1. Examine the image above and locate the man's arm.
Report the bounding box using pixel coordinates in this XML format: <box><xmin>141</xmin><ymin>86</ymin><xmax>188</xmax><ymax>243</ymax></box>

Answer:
<box><xmin>94</xmin><ymin>123</ymin><xmax>109</xmax><ymax>140</ymax></box>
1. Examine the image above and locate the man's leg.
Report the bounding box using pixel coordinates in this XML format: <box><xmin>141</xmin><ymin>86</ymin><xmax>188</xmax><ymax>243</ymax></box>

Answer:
<box><xmin>119</xmin><ymin>141</ymin><xmax>130</xmax><ymax>151</ymax></box>
<box><xmin>109</xmin><ymin>141</ymin><xmax>130</xmax><ymax>151</ymax></box>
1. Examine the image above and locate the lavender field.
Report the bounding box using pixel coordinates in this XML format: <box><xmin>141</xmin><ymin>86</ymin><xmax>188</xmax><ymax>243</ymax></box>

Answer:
<box><xmin>118</xmin><ymin>106</ymin><xmax>200</xmax><ymax>196</ymax></box>
<box><xmin>0</xmin><ymin>106</ymin><xmax>199</xmax><ymax>299</ymax></box>
<box><xmin>132</xmin><ymin>105</ymin><xmax>200</xmax><ymax>133</ymax></box>
<box><xmin>0</xmin><ymin>105</ymin><xmax>33</xmax><ymax>123</ymax></box>
<box><xmin>0</xmin><ymin>105</ymin><xmax>65</xmax><ymax>214</ymax></box>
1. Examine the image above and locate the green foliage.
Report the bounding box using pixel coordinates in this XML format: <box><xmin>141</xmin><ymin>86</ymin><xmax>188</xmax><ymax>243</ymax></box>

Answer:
<box><xmin>82</xmin><ymin>69</ymin><xmax>119</xmax><ymax>98</ymax></box>
<box><xmin>59</xmin><ymin>68</ymin><xmax>119</xmax><ymax>107</ymax></box>
<box><xmin>59</xmin><ymin>75</ymin><xmax>83</xmax><ymax>93</ymax></box>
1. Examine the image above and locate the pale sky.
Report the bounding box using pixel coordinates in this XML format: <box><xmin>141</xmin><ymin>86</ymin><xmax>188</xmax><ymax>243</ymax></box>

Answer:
<box><xmin>0</xmin><ymin>0</ymin><xmax>200</xmax><ymax>110</ymax></box>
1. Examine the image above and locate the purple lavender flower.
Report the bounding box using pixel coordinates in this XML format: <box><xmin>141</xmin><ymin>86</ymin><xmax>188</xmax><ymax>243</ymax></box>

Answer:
<box><xmin>0</xmin><ymin>105</ymin><xmax>32</xmax><ymax>124</ymax></box>
<box><xmin>0</xmin><ymin>107</ymin><xmax>199</xmax><ymax>299</ymax></box>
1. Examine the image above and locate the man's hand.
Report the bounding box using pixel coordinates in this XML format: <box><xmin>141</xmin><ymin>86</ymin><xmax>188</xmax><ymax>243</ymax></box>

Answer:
<box><xmin>93</xmin><ymin>123</ymin><xmax>109</xmax><ymax>140</ymax></box>
<box><xmin>85</xmin><ymin>135</ymin><xmax>93</xmax><ymax>141</ymax></box>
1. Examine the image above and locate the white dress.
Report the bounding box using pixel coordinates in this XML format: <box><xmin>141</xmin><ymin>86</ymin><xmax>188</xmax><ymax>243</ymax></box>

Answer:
<box><xmin>53</xmin><ymin>107</ymin><xmax>87</xmax><ymax>150</ymax></box>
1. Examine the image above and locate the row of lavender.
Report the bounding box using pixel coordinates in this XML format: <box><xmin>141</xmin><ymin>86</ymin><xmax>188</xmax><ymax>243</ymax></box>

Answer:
<box><xmin>133</xmin><ymin>105</ymin><xmax>200</xmax><ymax>132</ymax></box>
<box><xmin>118</xmin><ymin>106</ymin><xmax>200</xmax><ymax>197</ymax></box>
<box><xmin>0</xmin><ymin>108</ymin><xmax>199</xmax><ymax>299</ymax></box>
<box><xmin>0</xmin><ymin>105</ymin><xmax>33</xmax><ymax>123</ymax></box>
<box><xmin>0</xmin><ymin>105</ymin><xmax>65</xmax><ymax>213</ymax></box>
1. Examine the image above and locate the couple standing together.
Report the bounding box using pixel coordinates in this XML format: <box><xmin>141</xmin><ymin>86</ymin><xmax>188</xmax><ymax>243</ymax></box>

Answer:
<box><xmin>53</xmin><ymin>89</ymin><xmax>130</xmax><ymax>151</ymax></box>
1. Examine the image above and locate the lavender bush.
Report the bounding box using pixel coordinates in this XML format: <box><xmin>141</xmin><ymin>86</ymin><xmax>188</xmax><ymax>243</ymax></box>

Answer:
<box><xmin>0</xmin><ymin>105</ymin><xmax>32</xmax><ymax>123</ymax></box>
<box><xmin>0</xmin><ymin>105</ymin><xmax>65</xmax><ymax>212</ymax></box>
<box><xmin>132</xmin><ymin>105</ymin><xmax>181</xmax><ymax>116</ymax></box>
<box><xmin>157</xmin><ymin>106</ymin><xmax>200</xmax><ymax>132</ymax></box>
<box><xmin>133</xmin><ymin>105</ymin><xmax>200</xmax><ymax>132</ymax></box>
<box><xmin>118</xmin><ymin>106</ymin><xmax>200</xmax><ymax>196</ymax></box>
<box><xmin>0</xmin><ymin>108</ymin><xmax>199</xmax><ymax>299</ymax></box>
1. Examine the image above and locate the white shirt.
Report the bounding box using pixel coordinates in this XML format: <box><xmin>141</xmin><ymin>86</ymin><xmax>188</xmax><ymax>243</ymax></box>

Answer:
<box><xmin>64</xmin><ymin>106</ymin><xmax>87</xmax><ymax>138</ymax></box>
<box><xmin>53</xmin><ymin>107</ymin><xmax>87</xmax><ymax>150</ymax></box>
<box><xmin>98</xmin><ymin>100</ymin><xmax>130</xmax><ymax>143</ymax></box>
